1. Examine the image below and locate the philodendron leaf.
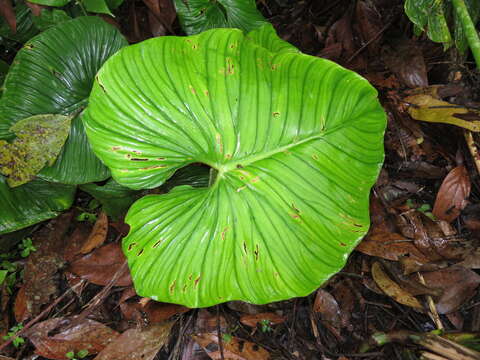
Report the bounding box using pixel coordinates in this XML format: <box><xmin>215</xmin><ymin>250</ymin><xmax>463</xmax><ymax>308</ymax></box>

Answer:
<box><xmin>0</xmin><ymin>16</ymin><xmax>128</xmax><ymax>184</ymax></box>
<box><xmin>84</xmin><ymin>25</ymin><xmax>386</xmax><ymax>307</ymax></box>
<box><xmin>0</xmin><ymin>175</ymin><xmax>75</xmax><ymax>234</ymax></box>
<box><xmin>174</xmin><ymin>0</ymin><xmax>268</xmax><ymax>35</ymax></box>
<box><xmin>0</xmin><ymin>114</ymin><xmax>72</xmax><ymax>187</ymax></box>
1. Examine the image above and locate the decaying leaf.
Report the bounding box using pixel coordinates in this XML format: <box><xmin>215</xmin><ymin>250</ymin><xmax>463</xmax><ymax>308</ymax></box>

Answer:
<box><xmin>80</xmin><ymin>212</ymin><xmax>108</xmax><ymax>254</ymax></box>
<box><xmin>0</xmin><ymin>114</ymin><xmax>72</xmax><ymax>187</ymax></box>
<box><xmin>405</xmin><ymin>95</ymin><xmax>480</xmax><ymax>132</ymax></box>
<box><xmin>24</xmin><ymin>316</ymin><xmax>119</xmax><ymax>360</ymax></box>
<box><xmin>239</xmin><ymin>312</ymin><xmax>285</xmax><ymax>328</ymax></box>
<box><xmin>432</xmin><ymin>165</ymin><xmax>471</xmax><ymax>223</ymax></box>
<box><xmin>69</xmin><ymin>242</ymin><xmax>131</xmax><ymax>286</ymax></box>
<box><xmin>371</xmin><ymin>262</ymin><xmax>423</xmax><ymax>309</ymax></box>
<box><xmin>313</xmin><ymin>289</ymin><xmax>341</xmax><ymax>325</ymax></box>
<box><xmin>94</xmin><ymin>321</ymin><xmax>173</xmax><ymax>360</ymax></box>
<box><xmin>193</xmin><ymin>333</ymin><xmax>270</xmax><ymax>360</ymax></box>
<box><xmin>120</xmin><ymin>299</ymin><xmax>189</xmax><ymax>323</ymax></box>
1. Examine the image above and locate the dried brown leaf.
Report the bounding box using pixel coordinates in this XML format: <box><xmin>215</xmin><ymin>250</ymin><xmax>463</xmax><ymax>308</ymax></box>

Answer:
<box><xmin>433</xmin><ymin>165</ymin><xmax>471</xmax><ymax>223</ymax></box>
<box><xmin>80</xmin><ymin>212</ymin><xmax>108</xmax><ymax>254</ymax></box>
<box><xmin>313</xmin><ymin>289</ymin><xmax>341</xmax><ymax>324</ymax></box>
<box><xmin>94</xmin><ymin>321</ymin><xmax>173</xmax><ymax>360</ymax></box>
<box><xmin>371</xmin><ymin>262</ymin><xmax>423</xmax><ymax>309</ymax></box>
<box><xmin>24</xmin><ymin>317</ymin><xmax>119</xmax><ymax>360</ymax></box>
<box><xmin>13</xmin><ymin>286</ymin><xmax>27</xmax><ymax>323</ymax></box>
<box><xmin>69</xmin><ymin>243</ymin><xmax>132</xmax><ymax>286</ymax></box>
<box><xmin>239</xmin><ymin>312</ymin><xmax>285</xmax><ymax>328</ymax></box>
<box><xmin>193</xmin><ymin>333</ymin><xmax>270</xmax><ymax>360</ymax></box>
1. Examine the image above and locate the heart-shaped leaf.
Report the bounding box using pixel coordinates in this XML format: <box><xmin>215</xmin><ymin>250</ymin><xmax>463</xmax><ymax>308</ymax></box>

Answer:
<box><xmin>84</xmin><ymin>25</ymin><xmax>386</xmax><ymax>307</ymax></box>
<box><xmin>0</xmin><ymin>16</ymin><xmax>128</xmax><ymax>184</ymax></box>
<box><xmin>0</xmin><ymin>175</ymin><xmax>75</xmax><ymax>234</ymax></box>
<box><xmin>174</xmin><ymin>0</ymin><xmax>268</xmax><ymax>35</ymax></box>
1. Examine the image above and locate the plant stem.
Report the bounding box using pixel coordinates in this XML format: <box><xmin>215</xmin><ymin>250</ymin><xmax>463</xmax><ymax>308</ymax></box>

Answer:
<box><xmin>451</xmin><ymin>0</ymin><xmax>480</xmax><ymax>69</ymax></box>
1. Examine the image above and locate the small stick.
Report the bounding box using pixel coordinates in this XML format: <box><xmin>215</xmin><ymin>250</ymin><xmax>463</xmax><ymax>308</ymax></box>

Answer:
<box><xmin>464</xmin><ymin>130</ymin><xmax>480</xmax><ymax>175</ymax></box>
<box><xmin>417</xmin><ymin>272</ymin><xmax>443</xmax><ymax>330</ymax></box>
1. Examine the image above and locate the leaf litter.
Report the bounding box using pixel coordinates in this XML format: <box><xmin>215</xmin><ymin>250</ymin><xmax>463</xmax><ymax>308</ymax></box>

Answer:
<box><xmin>2</xmin><ymin>0</ymin><xmax>480</xmax><ymax>359</ymax></box>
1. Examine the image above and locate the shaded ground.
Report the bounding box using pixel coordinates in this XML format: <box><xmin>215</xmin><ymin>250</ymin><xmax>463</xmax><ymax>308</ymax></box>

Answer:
<box><xmin>1</xmin><ymin>0</ymin><xmax>480</xmax><ymax>359</ymax></box>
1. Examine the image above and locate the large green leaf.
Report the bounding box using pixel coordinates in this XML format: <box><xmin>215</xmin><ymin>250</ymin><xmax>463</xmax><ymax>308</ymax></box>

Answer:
<box><xmin>174</xmin><ymin>0</ymin><xmax>268</xmax><ymax>35</ymax></box>
<box><xmin>0</xmin><ymin>16</ymin><xmax>127</xmax><ymax>184</ymax></box>
<box><xmin>84</xmin><ymin>26</ymin><xmax>386</xmax><ymax>307</ymax></box>
<box><xmin>0</xmin><ymin>175</ymin><xmax>75</xmax><ymax>234</ymax></box>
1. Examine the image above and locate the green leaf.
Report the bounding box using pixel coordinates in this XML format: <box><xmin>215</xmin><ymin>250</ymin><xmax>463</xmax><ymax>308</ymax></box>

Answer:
<box><xmin>0</xmin><ymin>2</ymin><xmax>39</xmax><ymax>43</ymax></box>
<box><xmin>32</xmin><ymin>9</ymin><xmax>72</xmax><ymax>31</ymax></box>
<box><xmin>174</xmin><ymin>0</ymin><xmax>268</xmax><ymax>35</ymax></box>
<box><xmin>0</xmin><ymin>16</ymin><xmax>128</xmax><ymax>184</ymax></box>
<box><xmin>454</xmin><ymin>0</ymin><xmax>480</xmax><ymax>54</ymax></box>
<box><xmin>84</xmin><ymin>26</ymin><xmax>386</xmax><ymax>307</ymax></box>
<box><xmin>0</xmin><ymin>175</ymin><xmax>75</xmax><ymax>235</ymax></box>
<box><xmin>27</xmin><ymin>0</ymin><xmax>70</xmax><ymax>6</ymax></box>
<box><xmin>83</xmin><ymin>0</ymin><xmax>113</xmax><ymax>16</ymax></box>
<box><xmin>0</xmin><ymin>270</ymin><xmax>7</xmax><ymax>285</ymax></box>
<box><xmin>79</xmin><ymin>179</ymin><xmax>142</xmax><ymax>219</ymax></box>
<box><xmin>0</xmin><ymin>114</ymin><xmax>73</xmax><ymax>187</ymax></box>
<box><xmin>106</xmin><ymin>0</ymin><xmax>124</xmax><ymax>10</ymax></box>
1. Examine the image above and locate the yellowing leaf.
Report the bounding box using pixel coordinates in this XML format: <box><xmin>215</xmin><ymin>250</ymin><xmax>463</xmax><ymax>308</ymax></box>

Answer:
<box><xmin>405</xmin><ymin>94</ymin><xmax>480</xmax><ymax>132</ymax></box>
<box><xmin>0</xmin><ymin>114</ymin><xmax>72</xmax><ymax>187</ymax></box>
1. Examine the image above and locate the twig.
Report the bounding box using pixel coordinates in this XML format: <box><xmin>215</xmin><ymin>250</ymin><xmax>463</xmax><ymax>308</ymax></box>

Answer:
<box><xmin>417</xmin><ymin>272</ymin><xmax>443</xmax><ymax>330</ymax></box>
<box><xmin>0</xmin><ymin>280</ymin><xmax>85</xmax><ymax>353</ymax></box>
<box><xmin>464</xmin><ymin>130</ymin><xmax>480</xmax><ymax>175</ymax></box>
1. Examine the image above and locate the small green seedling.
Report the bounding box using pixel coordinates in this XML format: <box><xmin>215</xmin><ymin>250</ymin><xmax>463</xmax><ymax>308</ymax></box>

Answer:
<box><xmin>3</xmin><ymin>323</ymin><xmax>25</xmax><ymax>348</ymax></box>
<box><xmin>19</xmin><ymin>237</ymin><xmax>37</xmax><ymax>258</ymax></box>
<box><xmin>66</xmin><ymin>349</ymin><xmax>89</xmax><ymax>359</ymax></box>
<box><xmin>222</xmin><ymin>333</ymin><xmax>233</xmax><ymax>343</ymax></box>
<box><xmin>259</xmin><ymin>319</ymin><xmax>273</xmax><ymax>333</ymax></box>
<box><xmin>76</xmin><ymin>210</ymin><xmax>97</xmax><ymax>223</ymax></box>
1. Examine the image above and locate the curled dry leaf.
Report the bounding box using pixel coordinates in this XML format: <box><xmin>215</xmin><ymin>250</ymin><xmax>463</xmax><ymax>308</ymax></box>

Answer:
<box><xmin>80</xmin><ymin>212</ymin><xmax>108</xmax><ymax>254</ymax></box>
<box><xmin>69</xmin><ymin>242</ymin><xmax>132</xmax><ymax>286</ymax></box>
<box><xmin>94</xmin><ymin>321</ymin><xmax>173</xmax><ymax>360</ymax></box>
<box><xmin>193</xmin><ymin>333</ymin><xmax>270</xmax><ymax>360</ymax></box>
<box><xmin>313</xmin><ymin>289</ymin><xmax>341</xmax><ymax>325</ymax></box>
<box><xmin>24</xmin><ymin>316</ymin><xmax>119</xmax><ymax>360</ymax></box>
<box><xmin>371</xmin><ymin>262</ymin><xmax>423</xmax><ymax>309</ymax></box>
<box><xmin>433</xmin><ymin>165</ymin><xmax>471</xmax><ymax>223</ymax></box>
<box><xmin>416</xmin><ymin>266</ymin><xmax>480</xmax><ymax>314</ymax></box>
<box><xmin>239</xmin><ymin>312</ymin><xmax>285</xmax><ymax>328</ymax></box>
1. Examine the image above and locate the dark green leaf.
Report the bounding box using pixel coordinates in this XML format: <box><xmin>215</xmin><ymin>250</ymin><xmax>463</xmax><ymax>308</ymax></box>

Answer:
<box><xmin>31</xmin><ymin>8</ymin><xmax>71</xmax><ymax>31</ymax></box>
<box><xmin>174</xmin><ymin>0</ymin><xmax>268</xmax><ymax>35</ymax></box>
<box><xmin>0</xmin><ymin>16</ymin><xmax>128</xmax><ymax>184</ymax></box>
<box><xmin>0</xmin><ymin>175</ymin><xmax>75</xmax><ymax>234</ymax></box>
<box><xmin>83</xmin><ymin>0</ymin><xmax>113</xmax><ymax>16</ymax></box>
<box><xmin>84</xmin><ymin>25</ymin><xmax>386</xmax><ymax>307</ymax></box>
<box><xmin>27</xmin><ymin>0</ymin><xmax>70</xmax><ymax>6</ymax></box>
<box><xmin>0</xmin><ymin>2</ymin><xmax>38</xmax><ymax>43</ymax></box>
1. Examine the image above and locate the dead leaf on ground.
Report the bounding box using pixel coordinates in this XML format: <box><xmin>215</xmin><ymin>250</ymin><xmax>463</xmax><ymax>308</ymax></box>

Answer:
<box><xmin>0</xmin><ymin>0</ymin><xmax>16</xmax><ymax>32</ymax></box>
<box><xmin>63</xmin><ymin>222</ymin><xmax>92</xmax><ymax>262</ymax></box>
<box><xmin>24</xmin><ymin>213</ymin><xmax>73</xmax><ymax>318</ymax></box>
<box><xmin>94</xmin><ymin>321</ymin><xmax>173</xmax><ymax>360</ymax></box>
<box><xmin>80</xmin><ymin>212</ymin><xmax>108</xmax><ymax>254</ymax></box>
<box><xmin>69</xmin><ymin>242</ymin><xmax>131</xmax><ymax>286</ymax></box>
<box><xmin>432</xmin><ymin>165</ymin><xmax>471</xmax><ymax>223</ymax></box>
<box><xmin>121</xmin><ymin>299</ymin><xmax>189</xmax><ymax>324</ymax></box>
<box><xmin>313</xmin><ymin>289</ymin><xmax>341</xmax><ymax>325</ymax></box>
<box><xmin>355</xmin><ymin>1</ymin><xmax>383</xmax><ymax>56</ymax></box>
<box><xmin>371</xmin><ymin>261</ymin><xmax>423</xmax><ymax>309</ymax></box>
<box><xmin>193</xmin><ymin>333</ymin><xmax>270</xmax><ymax>360</ymax></box>
<box><xmin>24</xmin><ymin>316</ymin><xmax>119</xmax><ymax>360</ymax></box>
<box><xmin>416</xmin><ymin>266</ymin><xmax>480</xmax><ymax>314</ymax></box>
<box><xmin>13</xmin><ymin>286</ymin><xmax>27</xmax><ymax>322</ymax></box>
<box><xmin>239</xmin><ymin>312</ymin><xmax>285</xmax><ymax>328</ymax></box>
<box><xmin>405</xmin><ymin>95</ymin><xmax>480</xmax><ymax>132</ymax></box>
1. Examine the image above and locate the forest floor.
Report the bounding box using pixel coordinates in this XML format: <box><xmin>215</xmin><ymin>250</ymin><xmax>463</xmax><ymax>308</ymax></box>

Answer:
<box><xmin>1</xmin><ymin>0</ymin><xmax>480</xmax><ymax>359</ymax></box>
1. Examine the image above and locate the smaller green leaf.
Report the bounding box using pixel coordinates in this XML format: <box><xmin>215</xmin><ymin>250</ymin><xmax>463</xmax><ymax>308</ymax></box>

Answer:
<box><xmin>32</xmin><ymin>9</ymin><xmax>71</xmax><ymax>31</ymax></box>
<box><xmin>106</xmin><ymin>0</ymin><xmax>124</xmax><ymax>10</ymax></box>
<box><xmin>0</xmin><ymin>270</ymin><xmax>7</xmax><ymax>285</ymax></box>
<box><xmin>83</xmin><ymin>0</ymin><xmax>114</xmax><ymax>16</ymax></box>
<box><xmin>27</xmin><ymin>0</ymin><xmax>70</xmax><ymax>6</ymax></box>
<box><xmin>0</xmin><ymin>114</ymin><xmax>73</xmax><ymax>187</ymax></box>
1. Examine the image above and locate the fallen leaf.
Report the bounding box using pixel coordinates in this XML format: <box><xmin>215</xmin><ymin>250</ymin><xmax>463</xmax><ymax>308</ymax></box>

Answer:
<box><xmin>13</xmin><ymin>286</ymin><xmax>27</xmax><ymax>322</ymax></box>
<box><xmin>63</xmin><ymin>222</ymin><xmax>92</xmax><ymax>262</ymax></box>
<box><xmin>384</xmin><ymin>40</ymin><xmax>428</xmax><ymax>88</ymax></box>
<box><xmin>0</xmin><ymin>0</ymin><xmax>16</xmax><ymax>32</ymax></box>
<box><xmin>417</xmin><ymin>266</ymin><xmax>480</xmax><ymax>314</ymax></box>
<box><xmin>193</xmin><ymin>333</ymin><xmax>270</xmax><ymax>360</ymax></box>
<box><xmin>94</xmin><ymin>321</ymin><xmax>173</xmax><ymax>360</ymax></box>
<box><xmin>355</xmin><ymin>1</ymin><xmax>383</xmax><ymax>56</ymax></box>
<box><xmin>69</xmin><ymin>243</ymin><xmax>131</xmax><ymax>286</ymax></box>
<box><xmin>371</xmin><ymin>262</ymin><xmax>423</xmax><ymax>309</ymax></box>
<box><xmin>121</xmin><ymin>299</ymin><xmax>189</xmax><ymax>323</ymax></box>
<box><xmin>24</xmin><ymin>213</ymin><xmax>73</xmax><ymax>317</ymax></box>
<box><xmin>313</xmin><ymin>289</ymin><xmax>341</xmax><ymax>325</ymax></box>
<box><xmin>405</xmin><ymin>94</ymin><xmax>480</xmax><ymax>132</ymax></box>
<box><xmin>432</xmin><ymin>165</ymin><xmax>471</xmax><ymax>223</ymax></box>
<box><xmin>24</xmin><ymin>316</ymin><xmax>119</xmax><ymax>360</ymax></box>
<box><xmin>239</xmin><ymin>312</ymin><xmax>285</xmax><ymax>328</ymax></box>
<box><xmin>0</xmin><ymin>114</ymin><xmax>73</xmax><ymax>187</ymax></box>
<box><xmin>80</xmin><ymin>212</ymin><xmax>108</xmax><ymax>254</ymax></box>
